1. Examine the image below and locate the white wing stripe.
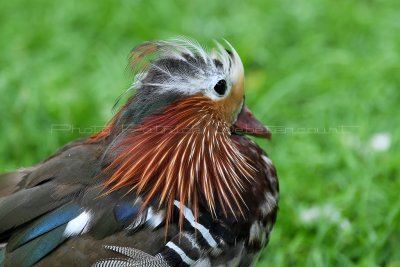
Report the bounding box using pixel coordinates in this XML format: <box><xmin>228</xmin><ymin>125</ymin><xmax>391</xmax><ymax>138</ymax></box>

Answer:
<box><xmin>166</xmin><ymin>241</ymin><xmax>195</xmax><ymax>265</ymax></box>
<box><xmin>173</xmin><ymin>200</ymin><xmax>218</xmax><ymax>247</ymax></box>
<box><xmin>64</xmin><ymin>210</ymin><xmax>92</xmax><ymax>237</ymax></box>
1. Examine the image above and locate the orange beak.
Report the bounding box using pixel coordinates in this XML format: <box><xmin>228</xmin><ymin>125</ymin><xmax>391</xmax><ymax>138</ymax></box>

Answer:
<box><xmin>232</xmin><ymin>106</ymin><xmax>272</xmax><ymax>139</ymax></box>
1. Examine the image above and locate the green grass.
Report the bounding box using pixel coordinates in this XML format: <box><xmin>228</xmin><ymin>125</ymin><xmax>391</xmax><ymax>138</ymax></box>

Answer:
<box><xmin>0</xmin><ymin>0</ymin><xmax>399</xmax><ymax>266</ymax></box>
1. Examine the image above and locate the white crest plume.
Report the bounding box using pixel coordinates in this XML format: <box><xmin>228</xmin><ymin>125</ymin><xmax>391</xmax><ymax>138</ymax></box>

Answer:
<box><xmin>129</xmin><ymin>37</ymin><xmax>244</xmax><ymax>100</ymax></box>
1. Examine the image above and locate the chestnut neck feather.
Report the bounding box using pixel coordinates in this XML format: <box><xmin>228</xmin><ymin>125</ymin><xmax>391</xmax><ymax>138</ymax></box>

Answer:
<box><xmin>102</xmin><ymin>95</ymin><xmax>256</xmax><ymax>226</ymax></box>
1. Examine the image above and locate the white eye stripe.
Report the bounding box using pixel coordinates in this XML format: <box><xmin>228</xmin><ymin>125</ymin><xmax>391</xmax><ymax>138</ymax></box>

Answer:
<box><xmin>131</xmin><ymin>37</ymin><xmax>243</xmax><ymax>100</ymax></box>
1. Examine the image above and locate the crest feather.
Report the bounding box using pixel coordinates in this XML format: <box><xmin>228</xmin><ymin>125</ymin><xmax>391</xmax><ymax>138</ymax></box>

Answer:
<box><xmin>128</xmin><ymin>37</ymin><xmax>244</xmax><ymax>100</ymax></box>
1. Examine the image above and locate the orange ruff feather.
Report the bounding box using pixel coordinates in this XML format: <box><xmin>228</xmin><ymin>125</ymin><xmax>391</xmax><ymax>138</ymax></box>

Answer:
<box><xmin>103</xmin><ymin>95</ymin><xmax>256</xmax><ymax>226</ymax></box>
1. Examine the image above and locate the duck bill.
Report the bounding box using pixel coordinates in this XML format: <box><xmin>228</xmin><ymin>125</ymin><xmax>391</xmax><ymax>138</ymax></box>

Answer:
<box><xmin>232</xmin><ymin>106</ymin><xmax>272</xmax><ymax>139</ymax></box>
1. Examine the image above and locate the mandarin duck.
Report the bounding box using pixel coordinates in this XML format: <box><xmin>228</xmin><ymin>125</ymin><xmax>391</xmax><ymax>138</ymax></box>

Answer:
<box><xmin>0</xmin><ymin>38</ymin><xmax>279</xmax><ymax>267</ymax></box>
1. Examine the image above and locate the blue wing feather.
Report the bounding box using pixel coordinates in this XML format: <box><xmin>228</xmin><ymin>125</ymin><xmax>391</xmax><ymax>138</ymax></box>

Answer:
<box><xmin>3</xmin><ymin>199</ymin><xmax>141</xmax><ymax>266</ymax></box>
<box><xmin>7</xmin><ymin>224</ymin><xmax>67</xmax><ymax>267</ymax></box>
<box><xmin>113</xmin><ymin>202</ymin><xmax>140</xmax><ymax>222</ymax></box>
<box><xmin>8</xmin><ymin>203</ymin><xmax>82</xmax><ymax>251</ymax></box>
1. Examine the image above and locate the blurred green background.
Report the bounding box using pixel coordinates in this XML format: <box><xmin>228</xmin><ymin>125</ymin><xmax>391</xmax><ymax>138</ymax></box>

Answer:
<box><xmin>0</xmin><ymin>0</ymin><xmax>399</xmax><ymax>266</ymax></box>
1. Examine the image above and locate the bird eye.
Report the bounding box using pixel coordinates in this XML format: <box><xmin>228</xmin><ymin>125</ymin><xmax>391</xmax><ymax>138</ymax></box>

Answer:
<box><xmin>214</xmin><ymin>79</ymin><xmax>227</xmax><ymax>95</ymax></box>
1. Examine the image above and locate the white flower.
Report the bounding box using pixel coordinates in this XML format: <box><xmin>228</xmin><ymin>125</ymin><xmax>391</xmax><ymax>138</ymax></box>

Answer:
<box><xmin>339</xmin><ymin>219</ymin><xmax>351</xmax><ymax>230</ymax></box>
<box><xmin>299</xmin><ymin>204</ymin><xmax>351</xmax><ymax>231</ymax></box>
<box><xmin>370</xmin><ymin>132</ymin><xmax>391</xmax><ymax>152</ymax></box>
<box><xmin>299</xmin><ymin>206</ymin><xmax>321</xmax><ymax>223</ymax></box>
